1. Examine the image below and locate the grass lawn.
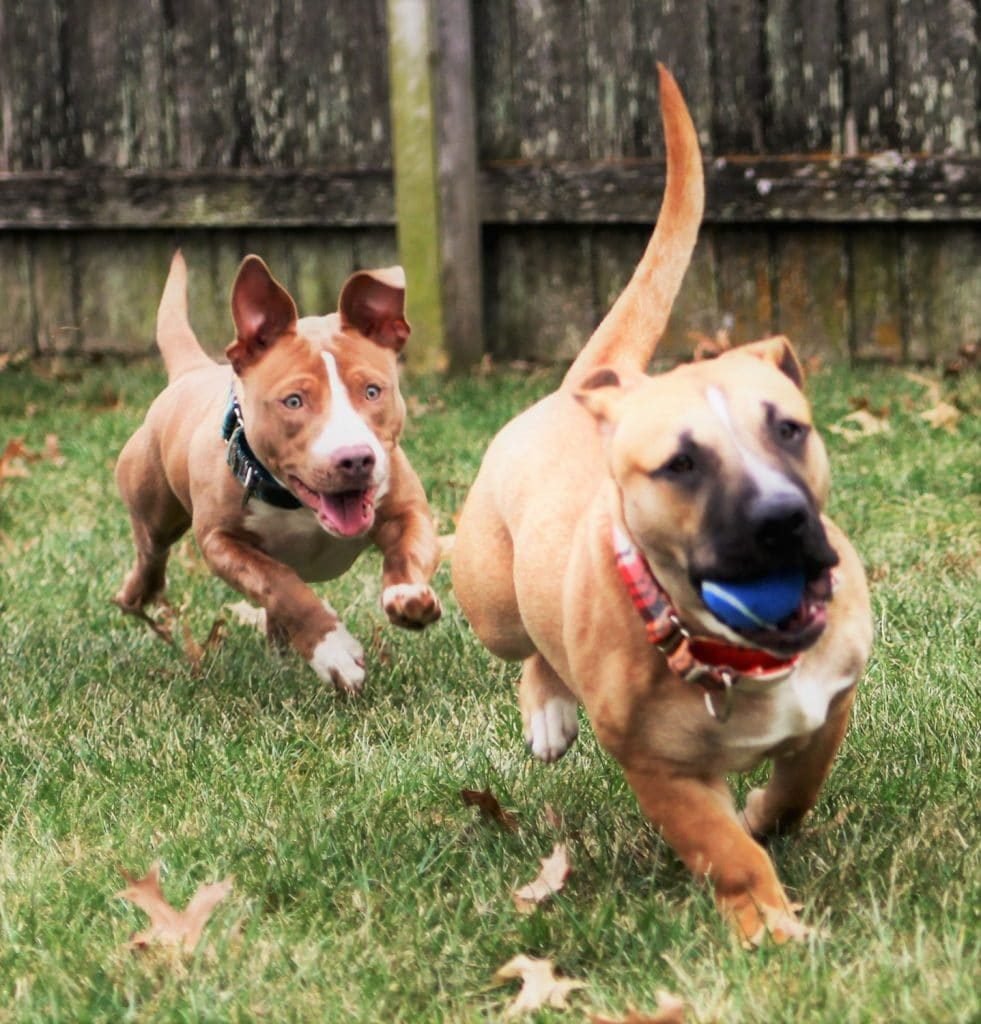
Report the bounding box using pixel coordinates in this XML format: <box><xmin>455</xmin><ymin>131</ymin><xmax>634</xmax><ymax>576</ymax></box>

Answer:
<box><xmin>0</xmin><ymin>355</ymin><xmax>977</xmax><ymax>1023</ymax></box>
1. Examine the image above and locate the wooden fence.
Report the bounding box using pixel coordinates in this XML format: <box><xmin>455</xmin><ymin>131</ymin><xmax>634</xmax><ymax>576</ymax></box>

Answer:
<box><xmin>0</xmin><ymin>0</ymin><xmax>978</xmax><ymax>368</ymax></box>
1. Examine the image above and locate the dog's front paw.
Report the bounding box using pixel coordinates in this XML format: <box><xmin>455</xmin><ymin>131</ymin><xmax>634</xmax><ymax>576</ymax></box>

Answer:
<box><xmin>310</xmin><ymin>625</ymin><xmax>366</xmax><ymax>694</ymax></box>
<box><xmin>525</xmin><ymin>697</ymin><xmax>579</xmax><ymax>763</ymax></box>
<box><xmin>722</xmin><ymin>893</ymin><xmax>814</xmax><ymax>949</ymax></box>
<box><xmin>382</xmin><ymin>583</ymin><xmax>442</xmax><ymax>630</ymax></box>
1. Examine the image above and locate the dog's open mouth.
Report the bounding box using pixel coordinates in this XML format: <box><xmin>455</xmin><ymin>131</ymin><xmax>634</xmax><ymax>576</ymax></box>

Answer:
<box><xmin>289</xmin><ymin>477</ymin><xmax>377</xmax><ymax>538</ymax></box>
<box><xmin>701</xmin><ymin>569</ymin><xmax>833</xmax><ymax>656</ymax></box>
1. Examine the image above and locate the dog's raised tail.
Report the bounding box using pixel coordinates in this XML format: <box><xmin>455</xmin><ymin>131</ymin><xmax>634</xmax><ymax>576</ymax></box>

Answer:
<box><xmin>562</xmin><ymin>65</ymin><xmax>704</xmax><ymax>389</ymax></box>
<box><xmin>156</xmin><ymin>250</ymin><xmax>214</xmax><ymax>382</ymax></box>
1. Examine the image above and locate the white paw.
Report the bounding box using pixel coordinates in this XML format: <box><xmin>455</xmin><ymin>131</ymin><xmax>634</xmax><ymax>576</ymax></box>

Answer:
<box><xmin>526</xmin><ymin>697</ymin><xmax>579</xmax><ymax>763</ymax></box>
<box><xmin>381</xmin><ymin>582</ymin><xmax>442</xmax><ymax>630</ymax></box>
<box><xmin>310</xmin><ymin>624</ymin><xmax>366</xmax><ymax>694</ymax></box>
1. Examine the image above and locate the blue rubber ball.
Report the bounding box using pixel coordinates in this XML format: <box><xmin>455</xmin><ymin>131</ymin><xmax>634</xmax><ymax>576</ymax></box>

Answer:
<box><xmin>700</xmin><ymin>570</ymin><xmax>806</xmax><ymax>629</ymax></box>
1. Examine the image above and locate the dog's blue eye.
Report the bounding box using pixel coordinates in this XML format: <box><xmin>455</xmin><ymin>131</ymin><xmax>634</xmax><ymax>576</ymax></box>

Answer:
<box><xmin>365</xmin><ymin>384</ymin><xmax>382</xmax><ymax>401</ymax></box>
<box><xmin>283</xmin><ymin>393</ymin><xmax>303</xmax><ymax>410</ymax></box>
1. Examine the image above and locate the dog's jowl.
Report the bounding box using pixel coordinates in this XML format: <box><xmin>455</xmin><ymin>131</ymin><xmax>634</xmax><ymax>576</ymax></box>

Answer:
<box><xmin>451</xmin><ymin>66</ymin><xmax>872</xmax><ymax>946</ymax></box>
<box><xmin>115</xmin><ymin>253</ymin><xmax>441</xmax><ymax>692</ymax></box>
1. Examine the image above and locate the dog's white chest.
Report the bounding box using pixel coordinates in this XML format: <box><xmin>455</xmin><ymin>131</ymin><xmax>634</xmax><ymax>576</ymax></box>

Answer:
<box><xmin>244</xmin><ymin>502</ymin><xmax>368</xmax><ymax>582</ymax></box>
<box><xmin>720</xmin><ymin>667</ymin><xmax>853</xmax><ymax>768</ymax></box>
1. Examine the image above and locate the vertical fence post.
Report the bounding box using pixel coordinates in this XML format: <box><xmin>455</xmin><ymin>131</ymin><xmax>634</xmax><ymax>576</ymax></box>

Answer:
<box><xmin>433</xmin><ymin>0</ymin><xmax>483</xmax><ymax>371</ymax></box>
<box><xmin>387</xmin><ymin>0</ymin><xmax>483</xmax><ymax>373</ymax></box>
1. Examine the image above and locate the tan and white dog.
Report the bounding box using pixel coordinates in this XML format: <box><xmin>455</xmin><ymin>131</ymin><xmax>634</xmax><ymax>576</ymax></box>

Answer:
<box><xmin>452</xmin><ymin>67</ymin><xmax>871</xmax><ymax>945</ymax></box>
<box><xmin>115</xmin><ymin>253</ymin><xmax>441</xmax><ymax>692</ymax></box>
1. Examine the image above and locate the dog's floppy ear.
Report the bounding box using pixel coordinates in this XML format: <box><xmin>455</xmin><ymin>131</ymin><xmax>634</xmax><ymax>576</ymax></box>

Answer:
<box><xmin>227</xmin><ymin>256</ymin><xmax>298</xmax><ymax>375</ymax></box>
<box><xmin>339</xmin><ymin>266</ymin><xmax>411</xmax><ymax>352</ymax></box>
<box><xmin>739</xmin><ymin>335</ymin><xmax>805</xmax><ymax>389</ymax></box>
<box><xmin>574</xmin><ymin>367</ymin><xmax>627</xmax><ymax>427</ymax></box>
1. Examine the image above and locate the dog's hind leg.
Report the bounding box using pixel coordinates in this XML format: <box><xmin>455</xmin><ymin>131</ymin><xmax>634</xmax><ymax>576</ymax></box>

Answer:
<box><xmin>113</xmin><ymin>430</ymin><xmax>190</xmax><ymax>612</ymax></box>
<box><xmin>519</xmin><ymin>654</ymin><xmax>579</xmax><ymax>763</ymax></box>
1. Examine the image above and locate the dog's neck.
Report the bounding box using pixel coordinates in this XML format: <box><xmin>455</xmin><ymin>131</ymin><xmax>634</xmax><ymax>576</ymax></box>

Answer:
<box><xmin>221</xmin><ymin>388</ymin><xmax>302</xmax><ymax>510</ymax></box>
<box><xmin>611</xmin><ymin>521</ymin><xmax>799</xmax><ymax>722</ymax></box>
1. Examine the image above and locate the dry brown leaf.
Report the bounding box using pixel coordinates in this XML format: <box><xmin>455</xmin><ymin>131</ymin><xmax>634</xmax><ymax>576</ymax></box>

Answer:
<box><xmin>903</xmin><ymin>370</ymin><xmax>942</xmax><ymax>405</ymax></box>
<box><xmin>181</xmin><ymin>617</ymin><xmax>226</xmax><ymax>671</ymax></box>
<box><xmin>543</xmin><ymin>803</ymin><xmax>564</xmax><ymax>831</ymax></box>
<box><xmin>494</xmin><ymin>954</ymin><xmax>586</xmax><ymax>1018</ymax></box>
<box><xmin>827</xmin><ymin>408</ymin><xmax>891</xmax><ymax>442</ymax></box>
<box><xmin>512</xmin><ymin>843</ymin><xmax>571</xmax><ymax>913</ymax></box>
<box><xmin>590</xmin><ymin>990</ymin><xmax>687</xmax><ymax>1024</ymax></box>
<box><xmin>920</xmin><ymin>400</ymin><xmax>961</xmax><ymax>433</ymax></box>
<box><xmin>117</xmin><ymin>862</ymin><xmax>232</xmax><ymax>952</ymax></box>
<box><xmin>225</xmin><ymin>600</ymin><xmax>268</xmax><ymax>631</ymax></box>
<box><xmin>460</xmin><ymin>788</ymin><xmax>519</xmax><ymax>833</ymax></box>
<box><xmin>0</xmin><ymin>439</ymin><xmax>32</xmax><ymax>482</ymax></box>
<box><xmin>689</xmin><ymin>323</ymin><xmax>732</xmax><ymax>361</ymax></box>
<box><xmin>848</xmin><ymin>395</ymin><xmax>891</xmax><ymax>418</ymax></box>
<box><xmin>42</xmin><ymin>434</ymin><xmax>66</xmax><ymax>467</ymax></box>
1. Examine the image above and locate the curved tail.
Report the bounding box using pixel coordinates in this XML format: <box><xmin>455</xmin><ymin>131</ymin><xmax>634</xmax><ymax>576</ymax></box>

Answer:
<box><xmin>156</xmin><ymin>250</ymin><xmax>214</xmax><ymax>382</ymax></box>
<box><xmin>562</xmin><ymin>64</ymin><xmax>704</xmax><ymax>389</ymax></box>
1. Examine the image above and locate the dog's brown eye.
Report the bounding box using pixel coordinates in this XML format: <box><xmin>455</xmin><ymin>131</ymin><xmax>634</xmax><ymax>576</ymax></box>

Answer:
<box><xmin>283</xmin><ymin>393</ymin><xmax>303</xmax><ymax>410</ymax></box>
<box><xmin>365</xmin><ymin>384</ymin><xmax>382</xmax><ymax>401</ymax></box>
<box><xmin>665</xmin><ymin>453</ymin><xmax>695</xmax><ymax>475</ymax></box>
<box><xmin>777</xmin><ymin>418</ymin><xmax>807</xmax><ymax>443</ymax></box>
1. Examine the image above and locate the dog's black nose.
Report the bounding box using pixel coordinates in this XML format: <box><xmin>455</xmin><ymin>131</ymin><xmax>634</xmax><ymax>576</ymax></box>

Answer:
<box><xmin>333</xmin><ymin>445</ymin><xmax>376</xmax><ymax>477</ymax></box>
<box><xmin>750</xmin><ymin>491</ymin><xmax>809</xmax><ymax>551</ymax></box>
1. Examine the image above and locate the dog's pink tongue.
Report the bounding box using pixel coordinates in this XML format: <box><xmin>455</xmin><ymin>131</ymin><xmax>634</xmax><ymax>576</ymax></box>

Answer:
<box><xmin>317</xmin><ymin>490</ymin><xmax>372</xmax><ymax>537</ymax></box>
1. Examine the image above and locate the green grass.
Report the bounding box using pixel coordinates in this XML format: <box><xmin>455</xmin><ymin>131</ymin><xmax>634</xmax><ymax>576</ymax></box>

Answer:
<box><xmin>0</xmin><ymin>357</ymin><xmax>977</xmax><ymax>1023</ymax></box>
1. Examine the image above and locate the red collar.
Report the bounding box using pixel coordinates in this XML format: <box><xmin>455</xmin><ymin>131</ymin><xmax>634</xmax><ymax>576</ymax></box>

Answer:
<box><xmin>612</xmin><ymin>524</ymin><xmax>799</xmax><ymax>721</ymax></box>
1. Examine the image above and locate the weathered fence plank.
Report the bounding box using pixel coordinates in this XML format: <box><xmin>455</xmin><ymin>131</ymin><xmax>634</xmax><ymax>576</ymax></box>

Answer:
<box><xmin>31</xmin><ymin>234</ymin><xmax>79</xmax><ymax>354</ymax></box>
<box><xmin>510</xmin><ymin>0</ymin><xmax>589</xmax><ymax>159</ymax></box>
<box><xmin>0</xmin><ymin>0</ymin><xmax>73</xmax><ymax>172</ymax></box>
<box><xmin>902</xmin><ymin>225</ymin><xmax>981</xmax><ymax>362</ymax></box>
<box><xmin>0</xmin><ymin>234</ymin><xmax>35</xmax><ymax>353</ymax></box>
<box><xmin>893</xmin><ymin>0</ymin><xmax>979</xmax><ymax>155</ymax></box>
<box><xmin>632</xmin><ymin>1</ymin><xmax>713</xmax><ymax>158</ymax></box>
<box><xmin>850</xmin><ymin>226</ymin><xmax>904</xmax><ymax>360</ymax></box>
<box><xmin>845</xmin><ymin>0</ymin><xmax>895</xmax><ymax>152</ymax></box>
<box><xmin>713</xmin><ymin>226</ymin><xmax>776</xmax><ymax>344</ymax></box>
<box><xmin>709</xmin><ymin>0</ymin><xmax>766</xmax><ymax>153</ymax></box>
<box><xmin>485</xmin><ymin>226</ymin><xmax>596</xmax><ymax>362</ymax></box>
<box><xmin>775</xmin><ymin>228</ymin><xmax>850</xmax><ymax>361</ymax></box>
<box><xmin>765</xmin><ymin>0</ymin><xmax>842</xmax><ymax>153</ymax></box>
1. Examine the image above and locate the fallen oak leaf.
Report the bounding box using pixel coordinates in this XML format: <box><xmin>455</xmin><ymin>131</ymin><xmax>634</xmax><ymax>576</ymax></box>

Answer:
<box><xmin>116</xmin><ymin>861</ymin><xmax>232</xmax><ymax>952</ymax></box>
<box><xmin>920</xmin><ymin>400</ymin><xmax>961</xmax><ymax>433</ymax></box>
<box><xmin>181</xmin><ymin>617</ymin><xmax>226</xmax><ymax>671</ymax></box>
<box><xmin>903</xmin><ymin>370</ymin><xmax>942</xmax><ymax>405</ymax></box>
<box><xmin>461</xmin><ymin>788</ymin><xmax>519</xmax><ymax>833</ymax></box>
<box><xmin>42</xmin><ymin>434</ymin><xmax>66</xmax><ymax>467</ymax></box>
<box><xmin>225</xmin><ymin>599</ymin><xmax>268</xmax><ymax>631</ymax></box>
<box><xmin>0</xmin><ymin>438</ymin><xmax>32</xmax><ymax>481</ymax></box>
<box><xmin>494</xmin><ymin>954</ymin><xmax>586</xmax><ymax>1018</ymax></box>
<box><xmin>512</xmin><ymin>842</ymin><xmax>571</xmax><ymax>913</ymax></box>
<box><xmin>590</xmin><ymin>990</ymin><xmax>687</xmax><ymax>1023</ymax></box>
<box><xmin>827</xmin><ymin>408</ymin><xmax>891</xmax><ymax>442</ymax></box>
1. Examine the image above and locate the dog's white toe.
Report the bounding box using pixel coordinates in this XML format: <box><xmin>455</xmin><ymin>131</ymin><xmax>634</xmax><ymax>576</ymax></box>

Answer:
<box><xmin>310</xmin><ymin>624</ymin><xmax>366</xmax><ymax>694</ymax></box>
<box><xmin>527</xmin><ymin>697</ymin><xmax>579</xmax><ymax>763</ymax></box>
<box><xmin>381</xmin><ymin>582</ymin><xmax>442</xmax><ymax>629</ymax></box>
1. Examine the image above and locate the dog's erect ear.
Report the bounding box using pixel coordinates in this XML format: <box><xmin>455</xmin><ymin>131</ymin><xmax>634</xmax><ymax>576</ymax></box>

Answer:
<box><xmin>227</xmin><ymin>256</ymin><xmax>298</xmax><ymax>375</ymax></box>
<box><xmin>574</xmin><ymin>367</ymin><xmax>626</xmax><ymax>427</ymax></box>
<box><xmin>739</xmin><ymin>335</ymin><xmax>805</xmax><ymax>389</ymax></box>
<box><xmin>339</xmin><ymin>266</ymin><xmax>411</xmax><ymax>352</ymax></box>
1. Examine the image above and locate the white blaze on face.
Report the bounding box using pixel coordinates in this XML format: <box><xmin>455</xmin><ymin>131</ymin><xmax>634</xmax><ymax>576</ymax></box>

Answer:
<box><xmin>312</xmin><ymin>352</ymin><xmax>388</xmax><ymax>488</ymax></box>
<box><xmin>706</xmin><ymin>386</ymin><xmax>801</xmax><ymax>504</ymax></box>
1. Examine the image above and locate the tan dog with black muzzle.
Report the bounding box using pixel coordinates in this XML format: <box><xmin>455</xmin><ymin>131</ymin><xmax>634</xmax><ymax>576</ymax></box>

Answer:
<box><xmin>452</xmin><ymin>66</ymin><xmax>871</xmax><ymax>946</ymax></box>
